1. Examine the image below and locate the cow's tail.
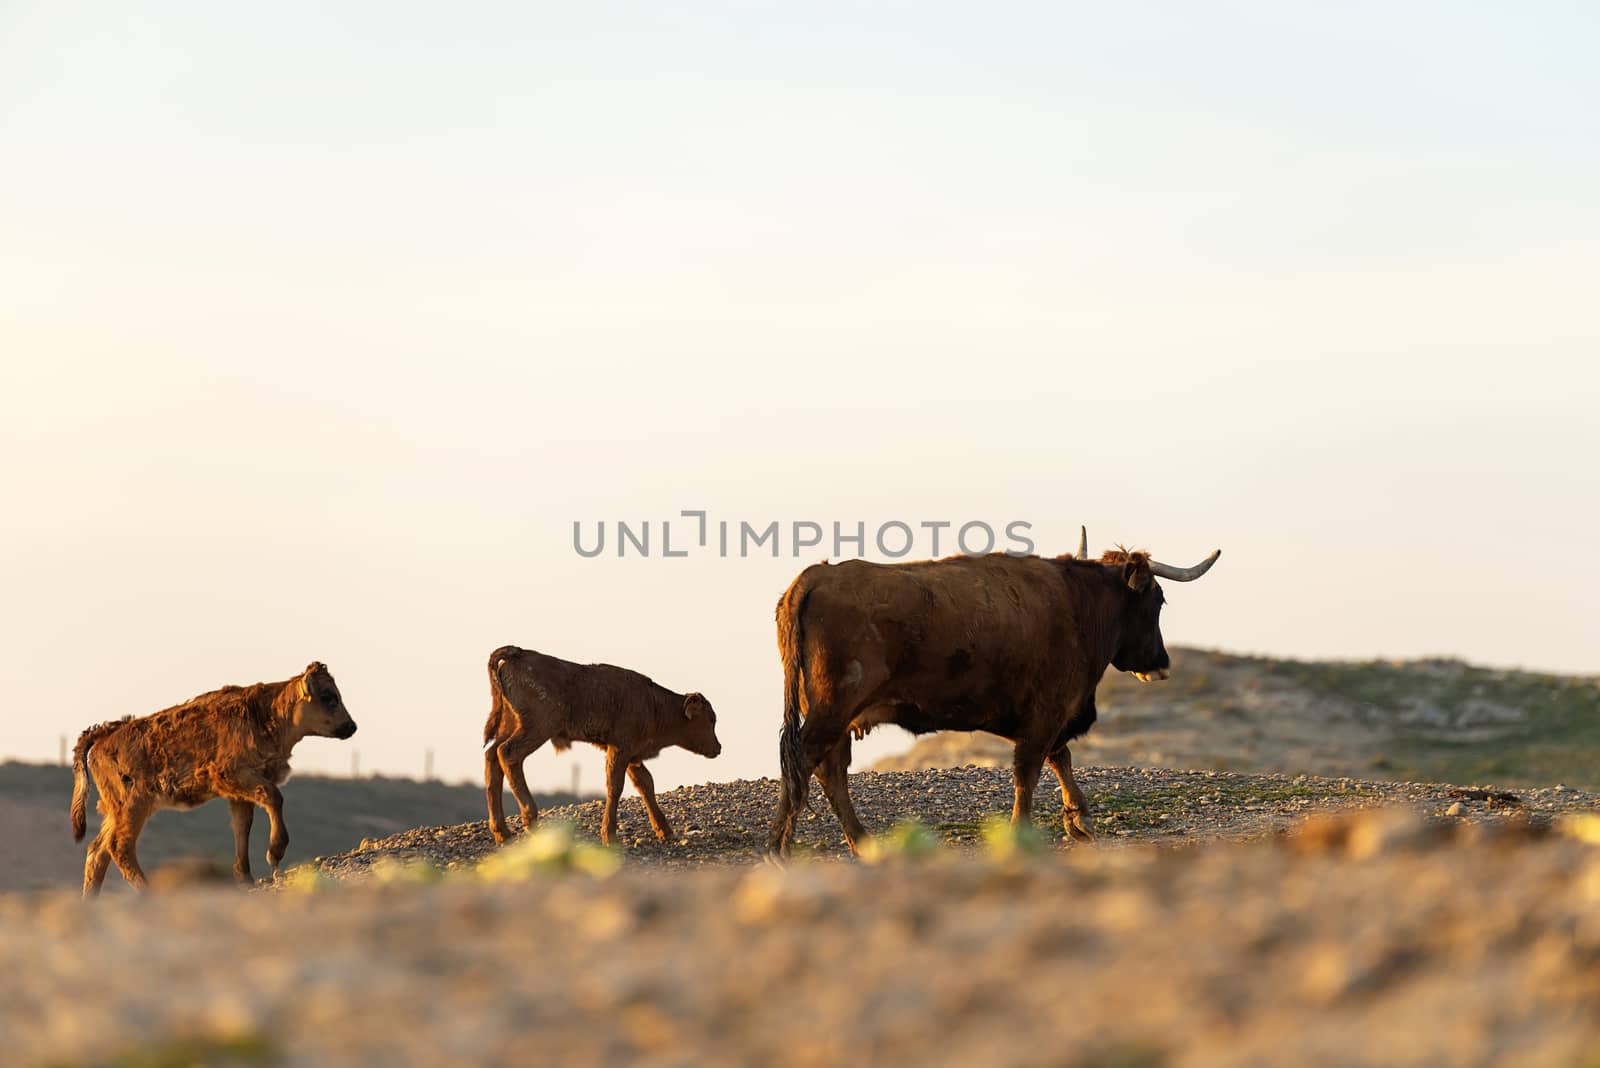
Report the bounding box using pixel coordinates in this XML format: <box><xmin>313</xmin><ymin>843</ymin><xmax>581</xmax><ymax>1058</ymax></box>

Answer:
<box><xmin>775</xmin><ymin>577</ymin><xmax>813</xmax><ymax>822</ymax></box>
<box><xmin>70</xmin><ymin>719</ymin><xmax>124</xmax><ymax>841</ymax></box>
<box><xmin>483</xmin><ymin>646</ymin><xmax>521</xmax><ymax>751</ymax></box>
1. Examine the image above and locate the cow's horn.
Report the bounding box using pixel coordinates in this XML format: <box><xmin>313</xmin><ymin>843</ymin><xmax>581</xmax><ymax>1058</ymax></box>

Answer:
<box><xmin>1075</xmin><ymin>526</ymin><xmax>1088</xmax><ymax>560</ymax></box>
<box><xmin>1149</xmin><ymin>550</ymin><xmax>1221</xmax><ymax>582</ymax></box>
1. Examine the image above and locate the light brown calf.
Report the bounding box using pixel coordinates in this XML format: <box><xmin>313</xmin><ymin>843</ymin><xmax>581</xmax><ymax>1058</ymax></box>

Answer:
<box><xmin>483</xmin><ymin>645</ymin><xmax>721</xmax><ymax>846</ymax></box>
<box><xmin>70</xmin><ymin>662</ymin><xmax>357</xmax><ymax>896</ymax></box>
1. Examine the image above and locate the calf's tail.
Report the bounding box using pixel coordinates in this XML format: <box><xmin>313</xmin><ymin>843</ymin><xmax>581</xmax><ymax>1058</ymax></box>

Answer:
<box><xmin>70</xmin><ymin>719</ymin><xmax>125</xmax><ymax>841</ymax></box>
<box><xmin>483</xmin><ymin>646</ymin><xmax>521</xmax><ymax>750</ymax></box>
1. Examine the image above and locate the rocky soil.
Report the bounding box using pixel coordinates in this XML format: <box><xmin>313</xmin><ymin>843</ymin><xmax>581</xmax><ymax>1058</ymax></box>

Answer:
<box><xmin>312</xmin><ymin>764</ymin><xmax>1592</xmax><ymax>876</ymax></box>
<box><xmin>5</xmin><ymin>767</ymin><xmax>1600</xmax><ymax>1068</ymax></box>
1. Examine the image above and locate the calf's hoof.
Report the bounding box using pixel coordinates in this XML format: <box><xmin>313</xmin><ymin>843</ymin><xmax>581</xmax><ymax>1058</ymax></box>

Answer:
<box><xmin>1065</xmin><ymin>812</ymin><xmax>1097</xmax><ymax>843</ymax></box>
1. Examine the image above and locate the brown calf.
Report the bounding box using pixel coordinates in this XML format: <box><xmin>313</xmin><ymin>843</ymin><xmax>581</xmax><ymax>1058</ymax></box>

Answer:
<box><xmin>482</xmin><ymin>646</ymin><xmax>721</xmax><ymax>846</ymax></box>
<box><xmin>70</xmin><ymin>662</ymin><xmax>357</xmax><ymax>895</ymax></box>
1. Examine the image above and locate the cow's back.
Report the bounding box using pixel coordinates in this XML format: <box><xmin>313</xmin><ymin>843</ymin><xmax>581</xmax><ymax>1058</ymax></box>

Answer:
<box><xmin>804</xmin><ymin>554</ymin><xmax>1080</xmax><ymax>654</ymax></box>
<box><xmin>794</xmin><ymin>554</ymin><xmax>1111</xmax><ymax>712</ymax></box>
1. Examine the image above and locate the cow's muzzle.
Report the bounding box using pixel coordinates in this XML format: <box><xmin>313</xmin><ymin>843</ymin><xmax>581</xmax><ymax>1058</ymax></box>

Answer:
<box><xmin>334</xmin><ymin>721</ymin><xmax>358</xmax><ymax>740</ymax></box>
<box><xmin>1132</xmin><ymin>670</ymin><xmax>1170</xmax><ymax>683</ymax></box>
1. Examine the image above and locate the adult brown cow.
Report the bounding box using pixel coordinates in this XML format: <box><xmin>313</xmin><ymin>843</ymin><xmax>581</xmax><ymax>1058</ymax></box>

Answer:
<box><xmin>70</xmin><ymin>662</ymin><xmax>357</xmax><ymax>895</ymax></box>
<box><xmin>483</xmin><ymin>646</ymin><xmax>722</xmax><ymax>847</ymax></box>
<box><xmin>767</xmin><ymin>529</ymin><xmax>1220</xmax><ymax>857</ymax></box>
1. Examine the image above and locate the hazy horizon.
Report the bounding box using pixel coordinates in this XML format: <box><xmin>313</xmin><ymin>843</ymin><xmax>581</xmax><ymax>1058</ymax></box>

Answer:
<box><xmin>4</xmin><ymin>3</ymin><xmax>1597</xmax><ymax>791</ymax></box>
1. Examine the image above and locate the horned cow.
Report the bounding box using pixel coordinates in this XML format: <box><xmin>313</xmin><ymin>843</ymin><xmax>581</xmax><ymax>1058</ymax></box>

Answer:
<box><xmin>483</xmin><ymin>646</ymin><xmax>721</xmax><ymax>847</ymax></box>
<box><xmin>767</xmin><ymin>528</ymin><xmax>1220</xmax><ymax>857</ymax></box>
<box><xmin>70</xmin><ymin>662</ymin><xmax>357</xmax><ymax>895</ymax></box>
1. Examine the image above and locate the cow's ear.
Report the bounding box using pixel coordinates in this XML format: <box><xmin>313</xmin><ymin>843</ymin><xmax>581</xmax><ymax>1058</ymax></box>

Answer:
<box><xmin>683</xmin><ymin>693</ymin><xmax>701</xmax><ymax>719</ymax></box>
<box><xmin>1123</xmin><ymin>557</ymin><xmax>1152</xmax><ymax>592</ymax></box>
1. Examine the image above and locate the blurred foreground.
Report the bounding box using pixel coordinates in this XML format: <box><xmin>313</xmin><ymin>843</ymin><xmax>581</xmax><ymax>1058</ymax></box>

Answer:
<box><xmin>5</xmin><ymin>807</ymin><xmax>1599</xmax><ymax>1068</ymax></box>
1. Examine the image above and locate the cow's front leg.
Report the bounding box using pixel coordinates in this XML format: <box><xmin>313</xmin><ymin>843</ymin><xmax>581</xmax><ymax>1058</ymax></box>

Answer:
<box><xmin>1046</xmin><ymin>742</ymin><xmax>1096</xmax><ymax>843</ymax></box>
<box><xmin>601</xmin><ymin>746</ymin><xmax>627</xmax><ymax>846</ymax></box>
<box><xmin>1010</xmin><ymin>738</ymin><xmax>1048</xmax><ymax>827</ymax></box>
<box><xmin>228</xmin><ymin>799</ymin><xmax>256</xmax><ymax>885</ymax></box>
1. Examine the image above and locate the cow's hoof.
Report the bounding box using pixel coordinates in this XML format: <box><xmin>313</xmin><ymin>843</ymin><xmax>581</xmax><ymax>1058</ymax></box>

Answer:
<box><xmin>1065</xmin><ymin>816</ymin><xmax>1098</xmax><ymax>844</ymax></box>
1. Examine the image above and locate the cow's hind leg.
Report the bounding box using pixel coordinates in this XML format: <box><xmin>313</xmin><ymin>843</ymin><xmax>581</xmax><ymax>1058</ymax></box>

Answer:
<box><xmin>229</xmin><ymin>799</ymin><xmax>256</xmax><ymax>885</ymax></box>
<box><xmin>768</xmin><ymin>708</ymin><xmax>855</xmax><ymax>858</ymax></box>
<box><xmin>108</xmin><ymin>795</ymin><xmax>153</xmax><ymax>891</ymax></box>
<box><xmin>1046</xmin><ymin>742</ymin><xmax>1096</xmax><ymax>843</ymax></box>
<box><xmin>1010</xmin><ymin>737</ymin><xmax>1049</xmax><ymax>828</ymax></box>
<box><xmin>813</xmin><ymin>734</ymin><xmax>868</xmax><ymax>856</ymax></box>
<box><xmin>497</xmin><ymin>730</ymin><xmax>547</xmax><ymax>837</ymax></box>
<box><xmin>626</xmin><ymin>762</ymin><xmax>673</xmax><ymax>842</ymax></box>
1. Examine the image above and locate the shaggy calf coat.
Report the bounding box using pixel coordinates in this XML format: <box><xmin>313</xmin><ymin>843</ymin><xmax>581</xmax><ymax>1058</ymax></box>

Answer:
<box><xmin>70</xmin><ymin>662</ymin><xmax>357</xmax><ymax>895</ymax></box>
<box><xmin>483</xmin><ymin>646</ymin><xmax>721</xmax><ymax>847</ymax></box>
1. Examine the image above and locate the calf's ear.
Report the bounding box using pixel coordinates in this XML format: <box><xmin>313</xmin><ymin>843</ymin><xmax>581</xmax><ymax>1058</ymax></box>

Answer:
<box><xmin>683</xmin><ymin>693</ymin><xmax>702</xmax><ymax>719</ymax></box>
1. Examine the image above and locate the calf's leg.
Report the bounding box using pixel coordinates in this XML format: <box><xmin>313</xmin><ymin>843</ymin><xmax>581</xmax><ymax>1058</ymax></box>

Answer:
<box><xmin>222</xmin><ymin>778</ymin><xmax>289</xmax><ymax>877</ymax></box>
<box><xmin>82</xmin><ymin>820</ymin><xmax>115</xmax><ymax>897</ymax></box>
<box><xmin>229</xmin><ymin>799</ymin><xmax>256</xmax><ymax>884</ymax></box>
<box><xmin>601</xmin><ymin>746</ymin><xmax>627</xmax><ymax>845</ymax></box>
<box><xmin>497</xmin><ymin>731</ymin><xmax>547</xmax><ymax>837</ymax></box>
<box><xmin>108</xmin><ymin>795</ymin><xmax>153</xmax><ymax>891</ymax></box>
<box><xmin>1046</xmin><ymin>742</ymin><xmax>1096</xmax><ymax>842</ymax></box>
<box><xmin>261</xmin><ymin>786</ymin><xmax>289</xmax><ymax>876</ymax></box>
<box><xmin>484</xmin><ymin>744</ymin><xmax>511</xmax><ymax>844</ymax></box>
<box><xmin>813</xmin><ymin>735</ymin><xmax>868</xmax><ymax>856</ymax></box>
<box><xmin>626</xmin><ymin>762</ymin><xmax>673</xmax><ymax>842</ymax></box>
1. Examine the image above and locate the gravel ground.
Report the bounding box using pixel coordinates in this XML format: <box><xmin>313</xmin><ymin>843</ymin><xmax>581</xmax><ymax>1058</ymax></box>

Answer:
<box><xmin>312</xmin><ymin>765</ymin><xmax>1594</xmax><ymax>877</ymax></box>
<box><xmin>6</xmin><ymin>767</ymin><xmax>1600</xmax><ymax>1068</ymax></box>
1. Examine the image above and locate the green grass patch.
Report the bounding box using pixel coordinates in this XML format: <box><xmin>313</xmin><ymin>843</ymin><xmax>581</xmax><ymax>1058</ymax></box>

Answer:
<box><xmin>39</xmin><ymin>1033</ymin><xmax>279</xmax><ymax>1068</ymax></box>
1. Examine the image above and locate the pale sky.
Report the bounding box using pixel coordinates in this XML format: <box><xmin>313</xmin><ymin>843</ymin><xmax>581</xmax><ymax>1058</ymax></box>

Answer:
<box><xmin>3</xmin><ymin>3</ymin><xmax>1597</xmax><ymax>792</ymax></box>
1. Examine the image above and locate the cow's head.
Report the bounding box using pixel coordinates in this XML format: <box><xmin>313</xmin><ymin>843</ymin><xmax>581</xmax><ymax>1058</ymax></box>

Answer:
<box><xmin>1093</xmin><ymin>537</ymin><xmax>1220</xmax><ymax>683</ymax></box>
<box><xmin>679</xmin><ymin>691</ymin><xmax>722</xmax><ymax>758</ymax></box>
<box><xmin>293</xmin><ymin>662</ymin><xmax>358</xmax><ymax>740</ymax></box>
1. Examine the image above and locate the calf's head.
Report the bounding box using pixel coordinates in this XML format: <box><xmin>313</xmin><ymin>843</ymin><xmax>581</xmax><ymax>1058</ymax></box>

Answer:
<box><xmin>293</xmin><ymin>662</ymin><xmax>358</xmax><ymax>740</ymax></box>
<box><xmin>677</xmin><ymin>692</ymin><xmax>722</xmax><ymax>758</ymax></box>
<box><xmin>1095</xmin><ymin>540</ymin><xmax>1220</xmax><ymax>683</ymax></box>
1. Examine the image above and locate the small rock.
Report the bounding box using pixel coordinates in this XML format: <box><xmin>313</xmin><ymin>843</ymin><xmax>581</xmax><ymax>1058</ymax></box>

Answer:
<box><xmin>1445</xmin><ymin>802</ymin><xmax>1465</xmax><ymax>817</ymax></box>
